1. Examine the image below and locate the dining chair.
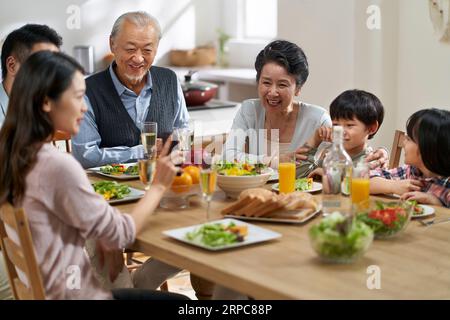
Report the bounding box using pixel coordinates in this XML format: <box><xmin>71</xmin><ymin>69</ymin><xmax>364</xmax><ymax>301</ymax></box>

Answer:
<box><xmin>0</xmin><ymin>203</ymin><xmax>46</xmax><ymax>300</ymax></box>
<box><xmin>124</xmin><ymin>250</ymin><xmax>169</xmax><ymax>291</ymax></box>
<box><xmin>389</xmin><ymin>130</ymin><xmax>406</xmax><ymax>168</ymax></box>
<box><xmin>52</xmin><ymin>130</ymin><xmax>72</xmax><ymax>153</ymax></box>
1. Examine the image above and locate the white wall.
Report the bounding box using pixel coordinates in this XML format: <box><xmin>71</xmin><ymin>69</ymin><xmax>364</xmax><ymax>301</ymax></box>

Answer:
<box><xmin>396</xmin><ymin>0</ymin><xmax>450</xmax><ymax>131</ymax></box>
<box><xmin>0</xmin><ymin>0</ymin><xmax>222</xmax><ymax>71</ymax></box>
<box><xmin>278</xmin><ymin>0</ymin><xmax>449</xmax><ymax>151</ymax></box>
<box><xmin>278</xmin><ymin>0</ymin><xmax>356</xmax><ymax>111</ymax></box>
<box><xmin>353</xmin><ymin>0</ymin><xmax>399</xmax><ymax>149</ymax></box>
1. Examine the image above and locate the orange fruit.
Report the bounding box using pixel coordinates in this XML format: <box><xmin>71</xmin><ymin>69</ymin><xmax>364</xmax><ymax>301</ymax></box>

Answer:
<box><xmin>183</xmin><ymin>165</ymin><xmax>200</xmax><ymax>184</ymax></box>
<box><xmin>171</xmin><ymin>172</ymin><xmax>193</xmax><ymax>193</ymax></box>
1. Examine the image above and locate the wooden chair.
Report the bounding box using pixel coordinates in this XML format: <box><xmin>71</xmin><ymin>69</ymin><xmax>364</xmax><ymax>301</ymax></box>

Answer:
<box><xmin>52</xmin><ymin>130</ymin><xmax>72</xmax><ymax>153</ymax></box>
<box><xmin>123</xmin><ymin>250</ymin><xmax>169</xmax><ymax>291</ymax></box>
<box><xmin>0</xmin><ymin>203</ymin><xmax>45</xmax><ymax>300</ymax></box>
<box><xmin>389</xmin><ymin>130</ymin><xmax>406</xmax><ymax>168</ymax></box>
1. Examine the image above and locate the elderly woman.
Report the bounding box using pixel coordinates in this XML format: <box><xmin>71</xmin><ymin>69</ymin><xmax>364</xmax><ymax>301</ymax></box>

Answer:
<box><xmin>222</xmin><ymin>40</ymin><xmax>387</xmax><ymax>172</ymax></box>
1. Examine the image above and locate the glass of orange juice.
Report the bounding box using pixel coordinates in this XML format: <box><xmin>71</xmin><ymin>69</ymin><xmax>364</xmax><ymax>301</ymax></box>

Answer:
<box><xmin>351</xmin><ymin>160</ymin><xmax>370</xmax><ymax>211</ymax></box>
<box><xmin>278</xmin><ymin>152</ymin><xmax>296</xmax><ymax>194</ymax></box>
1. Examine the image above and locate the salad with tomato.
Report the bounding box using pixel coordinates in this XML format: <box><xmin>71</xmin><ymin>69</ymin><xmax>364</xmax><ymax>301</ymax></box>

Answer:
<box><xmin>357</xmin><ymin>201</ymin><xmax>412</xmax><ymax>239</ymax></box>
<box><xmin>410</xmin><ymin>200</ymin><xmax>424</xmax><ymax>216</ymax></box>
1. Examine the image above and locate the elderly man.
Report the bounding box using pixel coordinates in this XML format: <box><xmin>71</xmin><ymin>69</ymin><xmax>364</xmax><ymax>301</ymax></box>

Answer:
<box><xmin>0</xmin><ymin>24</ymin><xmax>62</xmax><ymax>128</ymax></box>
<box><xmin>70</xmin><ymin>11</ymin><xmax>190</xmax><ymax>294</ymax></box>
<box><xmin>0</xmin><ymin>23</ymin><xmax>62</xmax><ymax>300</ymax></box>
<box><xmin>72</xmin><ymin>11</ymin><xmax>189</xmax><ymax>168</ymax></box>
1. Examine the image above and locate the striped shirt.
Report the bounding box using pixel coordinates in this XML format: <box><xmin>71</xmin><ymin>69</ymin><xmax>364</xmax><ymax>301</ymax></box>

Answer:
<box><xmin>370</xmin><ymin>165</ymin><xmax>450</xmax><ymax>208</ymax></box>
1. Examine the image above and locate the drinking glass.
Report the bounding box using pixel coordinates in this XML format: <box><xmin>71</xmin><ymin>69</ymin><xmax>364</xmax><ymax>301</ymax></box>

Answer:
<box><xmin>138</xmin><ymin>158</ymin><xmax>156</xmax><ymax>191</ymax></box>
<box><xmin>278</xmin><ymin>152</ymin><xmax>296</xmax><ymax>194</ymax></box>
<box><xmin>141</xmin><ymin>122</ymin><xmax>158</xmax><ymax>159</ymax></box>
<box><xmin>140</xmin><ymin>122</ymin><xmax>157</xmax><ymax>190</ymax></box>
<box><xmin>173</xmin><ymin>126</ymin><xmax>192</xmax><ymax>166</ymax></box>
<box><xmin>200</xmin><ymin>168</ymin><xmax>217</xmax><ymax>221</ymax></box>
<box><xmin>352</xmin><ymin>160</ymin><xmax>370</xmax><ymax>212</ymax></box>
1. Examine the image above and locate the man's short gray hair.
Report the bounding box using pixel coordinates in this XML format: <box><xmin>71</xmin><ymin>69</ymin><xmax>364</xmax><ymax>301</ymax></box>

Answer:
<box><xmin>110</xmin><ymin>11</ymin><xmax>162</xmax><ymax>41</ymax></box>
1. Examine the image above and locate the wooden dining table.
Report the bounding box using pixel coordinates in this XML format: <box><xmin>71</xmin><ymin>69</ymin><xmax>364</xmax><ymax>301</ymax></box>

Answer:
<box><xmin>91</xmin><ymin>174</ymin><xmax>450</xmax><ymax>299</ymax></box>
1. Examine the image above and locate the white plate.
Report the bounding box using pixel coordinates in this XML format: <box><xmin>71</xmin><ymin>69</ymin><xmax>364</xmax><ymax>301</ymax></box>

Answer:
<box><xmin>411</xmin><ymin>204</ymin><xmax>435</xmax><ymax>218</ymax></box>
<box><xmin>163</xmin><ymin>218</ymin><xmax>281</xmax><ymax>251</ymax></box>
<box><xmin>88</xmin><ymin>163</ymin><xmax>139</xmax><ymax>180</ymax></box>
<box><xmin>224</xmin><ymin>205</ymin><xmax>322</xmax><ymax>224</ymax></box>
<box><xmin>107</xmin><ymin>187</ymin><xmax>145</xmax><ymax>204</ymax></box>
<box><xmin>271</xmin><ymin>181</ymin><xmax>322</xmax><ymax>193</ymax></box>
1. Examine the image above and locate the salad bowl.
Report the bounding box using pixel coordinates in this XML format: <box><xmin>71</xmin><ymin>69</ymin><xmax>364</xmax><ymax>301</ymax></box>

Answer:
<box><xmin>355</xmin><ymin>200</ymin><xmax>413</xmax><ymax>239</ymax></box>
<box><xmin>309</xmin><ymin>212</ymin><xmax>373</xmax><ymax>263</ymax></box>
<box><xmin>215</xmin><ymin>161</ymin><xmax>274</xmax><ymax>199</ymax></box>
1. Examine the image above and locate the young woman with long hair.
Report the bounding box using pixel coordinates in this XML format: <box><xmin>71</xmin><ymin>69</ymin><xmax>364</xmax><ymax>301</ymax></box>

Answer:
<box><xmin>0</xmin><ymin>51</ymin><xmax>187</xmax><ymax>299</ymax></box>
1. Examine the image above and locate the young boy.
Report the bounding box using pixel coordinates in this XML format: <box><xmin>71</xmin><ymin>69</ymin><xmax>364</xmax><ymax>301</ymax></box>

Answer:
<box><xmin>297</xmin><ymin>89</ymin><xmax>384</xmax><ymax>178</ymax></box>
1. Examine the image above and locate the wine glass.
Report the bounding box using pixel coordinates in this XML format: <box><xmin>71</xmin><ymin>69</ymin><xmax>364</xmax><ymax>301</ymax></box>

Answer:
<box><xmin>141</xmin><ymin>122</ymin><xmax>157</xmax><ymax>158</ymax></box>
<box><xmin>200</xmin><ymin>168</ymin><xmax>217</xmax><ymax>221</ymax></box>
<box><xmin>138</xmin><ymin>158</ymin><xmax>156</xmax><ymax>191</ymax></box>
<box><xmin>139</xmin><ymin>122</ymin><xmax>157</xmax><ymax>190</ymax></box>
<box><xmin>173</xmin><ymin>126</ymin><xmax>192</xmax><ymax>167</ymax></box>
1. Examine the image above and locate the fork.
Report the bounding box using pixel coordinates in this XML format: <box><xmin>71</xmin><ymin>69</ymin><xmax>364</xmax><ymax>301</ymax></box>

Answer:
<box><xmin>302</xmin><ymin>143</ymin><xmax>330</xmax><ymax>177</ymax></box>
<box><xmin>418</xmin><ymin>217</ymin><xmax>450</xmax><ymax>227</ymax></box>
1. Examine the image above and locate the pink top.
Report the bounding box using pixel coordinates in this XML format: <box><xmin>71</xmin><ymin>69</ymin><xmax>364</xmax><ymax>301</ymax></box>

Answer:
<box><xmin>19</xmin><ymin>143</ymin><xmax>136</xmax><ymax>299</ymax></box>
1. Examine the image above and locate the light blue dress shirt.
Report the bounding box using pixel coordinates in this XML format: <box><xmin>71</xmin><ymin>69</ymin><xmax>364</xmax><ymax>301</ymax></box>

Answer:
<box><xmin>0</xmin><ymin>83</ymin><xmax>9</xmax><ymax>128</ymax></box>
<box><xmin>72</xmin><ymin>65</ymin><xmax>189</xmax><ymax>169</ymax></box>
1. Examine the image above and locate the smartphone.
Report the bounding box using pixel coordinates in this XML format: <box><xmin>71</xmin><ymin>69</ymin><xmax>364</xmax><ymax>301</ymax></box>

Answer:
<box><xmin>160</xmin><ymin>131</ymin><xmax>182</xmax><ymax>176</ymax></box>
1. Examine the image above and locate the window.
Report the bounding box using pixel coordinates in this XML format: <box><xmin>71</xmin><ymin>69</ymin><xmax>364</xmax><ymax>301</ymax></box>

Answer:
<box><xmin>243</xmin><ymin>0</ymin><xmax>277</xmax><ymax>39</ymax></box>
<box><xmin>222</xmin><ymin>0</ymin><xmax>278</xmax><ymax>41</ymax></box>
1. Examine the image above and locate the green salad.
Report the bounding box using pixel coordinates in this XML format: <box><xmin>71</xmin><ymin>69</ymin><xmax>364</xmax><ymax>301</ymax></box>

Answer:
<box><xmin>92</xmin><ymin>181</ymin><xmax>131</xmax><ymax>200</ymax></box>
<box><xmin>309</xmin><ymin>212</ymin><xmax>373</xmax><ymax>263</ymax></box>
<box><xmin>295</xmin><ymin>178</ymin><xmax>313</xmax><ymax>191</ymax></box>
<box><xmin>100</xmin><ymin>164</ymin><xmax>138</xmax><ymax>176</ymax></box>
<box><xmin>215</xmin><ymin>160</ymin><xmax>267</xmax><ymax>176</ymax></box>
<box><xmin>185</xmin><ymin>222</ymin><xmax>247</xmax><ymax>247</ymax></box>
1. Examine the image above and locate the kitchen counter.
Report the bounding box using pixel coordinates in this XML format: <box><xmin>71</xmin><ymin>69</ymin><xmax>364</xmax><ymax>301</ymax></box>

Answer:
<box><xmin>166</xmin><ymin>66</ymin><xmax>256</xmax><ymax>85</ymax></box>
<box><xmin>186</xmin><ymin>99</ymin><xmax>236</xmax><ymax>111</ymax></box>
<box><xmin>188</xmin><ymin>99</ymin><xmax>240</xmax><ymax>137</ymax></box>
<box><xmin>164</xmin><ymin>65</ymin><xmax>257</xmax><ymax>102</ymax></box>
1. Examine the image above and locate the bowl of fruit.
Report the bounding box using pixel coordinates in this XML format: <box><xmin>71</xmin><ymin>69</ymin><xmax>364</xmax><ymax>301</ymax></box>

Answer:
<box><xmin>309</xmin><ymin>212</ymin><xmax>374</xmax><ymax>264</ymax></box>
<box><xmin>356</xmin><ymin>200</ymin><xmax>413</xmax><ymax>239</ymax></box>
<box><xmin>160</xmin><ymin>165</ymin><xmax>201</xmax><ymax>209</ymax></box>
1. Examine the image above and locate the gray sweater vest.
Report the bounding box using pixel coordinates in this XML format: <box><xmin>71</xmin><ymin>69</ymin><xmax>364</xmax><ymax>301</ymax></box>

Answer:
<box><xmin>85</xmin><ymin>65</ymin><xmax>178</xmax><ymax>148</ymax></box>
